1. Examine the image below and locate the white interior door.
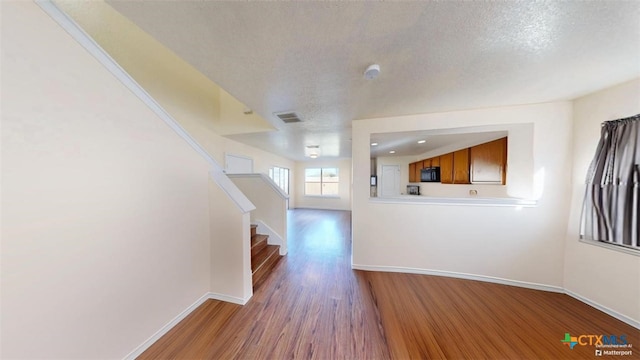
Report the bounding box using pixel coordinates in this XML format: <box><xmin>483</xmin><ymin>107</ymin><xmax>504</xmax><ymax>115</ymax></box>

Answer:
<box><xmin>381</xmin><ymin>165</ymin><xmax>400</xmax><ymax>197</ymax></box>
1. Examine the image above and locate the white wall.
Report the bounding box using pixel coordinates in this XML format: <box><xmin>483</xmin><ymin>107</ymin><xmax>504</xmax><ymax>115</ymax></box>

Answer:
<box><xmin>209</xmin><ymin>181</ymin><xmax>253</xmax><ymax>303</ymax></box>
<box><xmin>564</xmin><ymin>78</ymin><xmax>640</xmax><ymax>324</ymax></box>
<box><xmin>352</xmin><ymin>102</ymin><xmax>573</xmax><ymax>288</ymax></box>
<box><xmin>1</xmin><ymin>2</ymin><xmax>210</xmax><ymax>358</ymax></box>
<box><xmin>54</xmin><ymin>0</ymin><xmax>297</xmax><ymax>209</ymax></box>
<box><xmin>294</xmin><ymin>159</ymin><xmax>352</xmax><ymax>211</ymax></box>
<box><xmin>220</xmin><ymin>139</ymin><xmax>296</xmax><ymax>208</ymax></box>
<box><xmin>230</xmin><ymin>175</ymin><xmax>288</xmax><ymax>253</ymax></box>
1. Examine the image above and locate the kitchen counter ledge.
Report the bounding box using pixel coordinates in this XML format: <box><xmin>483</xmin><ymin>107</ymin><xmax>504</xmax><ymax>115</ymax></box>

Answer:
<box><xmin>369</xmin><ymin>195</ymin><xmax>537</xmax><ymax>207</ymax></box>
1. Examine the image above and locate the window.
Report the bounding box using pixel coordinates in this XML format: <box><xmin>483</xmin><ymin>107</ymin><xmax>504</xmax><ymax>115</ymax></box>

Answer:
<box><xmin>305</xmin><ymin>168</ymin><xmax>339</xmax><ymax>196</ymax></box>
<box><xmin>269</xmin><ymin>166</ymin><xmax>290</xmax><ymax>194</ymax></box>
<box><xmin>580</xmin><ymin>114</ymin><xmax>639</xmax><ymax>251</ymax></box>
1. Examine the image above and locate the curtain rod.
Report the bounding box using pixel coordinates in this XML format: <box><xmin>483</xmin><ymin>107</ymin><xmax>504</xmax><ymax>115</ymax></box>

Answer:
<box><xmin>602</xmin><ymin>113</ymin><xmax>640</xmax><ymax>126</ymax></box>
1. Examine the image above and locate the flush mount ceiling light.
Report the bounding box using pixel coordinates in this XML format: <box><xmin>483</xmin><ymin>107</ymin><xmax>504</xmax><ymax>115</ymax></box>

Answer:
<box><xmin>417</xmin><ymin>140</ymin><xmax>426</xmax><ymax>144</ymax></box>
<box><xmin>363</xmin><ymin>64</ymin><xmax>380</xmax><ymax>80</ymax></box>
<box><xmin>371</xmin><ymin>142</ymin><xmax>378</xmax><ymax>146</ymax></box>
<box><xmin>306</xmin><ymin>145</ymin><xmax>320</xmax><ymax>159</ymax></box>
<box><xmin>389</xmin><ymin>150</ymin><xmax>396</xmax><ymax>154</ymax></box>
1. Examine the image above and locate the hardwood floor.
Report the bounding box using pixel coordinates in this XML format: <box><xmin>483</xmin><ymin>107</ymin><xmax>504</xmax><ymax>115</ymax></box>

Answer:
<box><xmin>140</xmin><ymin>209</ymin><xmax>639</xmax><ymax>359</ymax></box>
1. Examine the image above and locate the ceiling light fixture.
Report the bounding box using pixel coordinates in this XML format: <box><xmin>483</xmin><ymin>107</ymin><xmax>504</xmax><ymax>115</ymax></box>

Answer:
<box><xmin>371</xmin><ymin>142</ymin><xmax>378</xmax><ymax>146</ymax></box>
<box><xmin>418</xmin><ymin>140</ymin><xmax>426</xmax><ymax>144</ymax></box>
<box><xmin>364</xmin><ymin>64</ymin><xmax>381</xmax><ymax>80</ymax></box>
<box><xmin>389</xmin><ymin>150</ymin><xmax>396</xmax><ymax>154</ymax></box>
<box><xmin>309</xmin><ymin>153</ymin><xmax>318</xmax><ymax>159</ymax></box>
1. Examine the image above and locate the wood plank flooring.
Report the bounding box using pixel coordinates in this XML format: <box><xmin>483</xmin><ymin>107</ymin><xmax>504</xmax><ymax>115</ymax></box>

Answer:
<box><xmin>140</xmin><ymin>209</ymin><xmax>639</xmax><ymax>359</ymax></box>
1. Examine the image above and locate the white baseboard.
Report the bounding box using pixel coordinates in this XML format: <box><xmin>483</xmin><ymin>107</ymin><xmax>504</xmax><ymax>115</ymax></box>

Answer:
<box><xmin>208</xmin><ymin>292</ymin><xmax>249</xmax><ymax>305</ymax></box>
<box><xmin>123</xmin><ymin>292</ymin><xmax>250</xmax><ymax>359</ymax></box>
<box><xmin>255</xmin><ymin>220</ymin><xmax>287</xmax><ymax>255</ymax></box>
<box><xmin>123</xmin><ymin>293</ymin><xmax>211</xmax><ymax>360</ymax></box>
<box><xmin>352</xmin><ymin>264</ymin><xmax>564</xmax><ymax>293</ymax></box>
<box><xmin>565</xmin><ymin>289</ymin><xmax>640</xmax><ymax>329</ymax></box>
<box><xmin>353</xmin><ymin>264</ymin><xmax>639</xmax><ymax>330</ymax></box>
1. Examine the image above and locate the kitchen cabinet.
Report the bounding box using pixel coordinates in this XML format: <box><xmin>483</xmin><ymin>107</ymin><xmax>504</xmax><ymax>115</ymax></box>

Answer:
<box><xmin>453</xmin><ymin>149</ymin><xmax>470</xmax><ymax>184</ymax></box>
<box><xmin>440</xmin><ymin>153</ymin><xmax>454</xmax><ymax>184</ymax></box>
<box><xmin>414</xmin><ymin>161</ymin><xmax>423</xmax><ymax>182</ymax></box>
<box><xmin>470</xmin><ymin>137</ymin><xmax>507</xmax><ymax>184</ymax></box>
<box><xmin>409</xmin><ymin>162</ymin><xmax>417</xmax><ymax>183</ymax></box>
<box><xmin>408</xmin><ymin>138</ymin><xmax>506</xmax><ymax>185</ymax></box>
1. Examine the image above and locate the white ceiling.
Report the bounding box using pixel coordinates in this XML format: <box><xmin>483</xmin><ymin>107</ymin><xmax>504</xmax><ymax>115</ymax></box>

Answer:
<box><xmin>106</xmin><ymin>1</ymin><xmax>640</xmax><ymax>162</ymax></box>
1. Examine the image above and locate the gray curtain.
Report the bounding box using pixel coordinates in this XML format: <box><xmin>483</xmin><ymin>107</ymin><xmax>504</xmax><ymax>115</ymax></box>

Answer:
<box><xmin>580</xmin><ymin>114</ymin><xmax>639</xmax><ymax>249</ymax></box>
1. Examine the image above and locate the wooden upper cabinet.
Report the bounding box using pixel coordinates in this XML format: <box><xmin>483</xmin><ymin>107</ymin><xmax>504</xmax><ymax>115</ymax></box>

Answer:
<box><xmin>470</xmin><ymin>137</ymin><xmax>507</xmax><ymax>184</ymax></box>
<box><xmin>409</xmin><ymin>162</ymin><xmax>417</xmax><ymax>183</ymax></box>
<box><xmin>440</xmin><ymin>153</ymin><xmax>454</xmax><ymax>184</ymax></box>
<box><xmin>410</xmin><ymin>138</ymin><xmax>505</xmax><ymax>185</ymax></box>
<box><xmin>414</xmin><ymin>161</ymin><xmax>423</xmax><ymax>182</ymax></box>
<box><xmin>453</xmin><ymin>149</ymin><xmax>470</xmax><ymax>184</ymax></box>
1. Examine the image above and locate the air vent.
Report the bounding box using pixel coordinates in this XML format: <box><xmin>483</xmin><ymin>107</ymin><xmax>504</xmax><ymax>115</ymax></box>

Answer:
<box><xmin>275</xmin><ymin>112</ymin><xmax>301</xmax><ymax>124</ymax></box>
<box><xmin>306</xmin><ymin>145</ymin><xmax>320</xmax><ymax>149</ymax></box>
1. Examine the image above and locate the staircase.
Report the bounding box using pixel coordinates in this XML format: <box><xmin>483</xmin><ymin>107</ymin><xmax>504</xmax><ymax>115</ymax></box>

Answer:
<box><xmin>251</xmin><ymin>224</ymin><xmax>282</xmax><ymax>290</ymax></box>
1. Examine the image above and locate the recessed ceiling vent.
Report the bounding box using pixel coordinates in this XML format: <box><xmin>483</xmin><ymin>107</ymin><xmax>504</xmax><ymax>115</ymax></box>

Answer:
<box><xmin>275</xmin><ymin>111</ymin><xmax>302</xmax><ymax>124</ymax></box>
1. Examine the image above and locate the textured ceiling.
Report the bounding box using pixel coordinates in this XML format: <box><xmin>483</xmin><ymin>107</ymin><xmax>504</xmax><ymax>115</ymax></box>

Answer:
<box><xmin>107</xmin><ymin>1</ymin><xmax>640</xmax><ymax>161</ymax></box>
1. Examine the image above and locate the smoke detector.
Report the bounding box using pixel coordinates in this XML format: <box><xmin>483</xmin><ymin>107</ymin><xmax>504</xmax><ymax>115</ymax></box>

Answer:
<box><xmin>364</xmin><ymin>64</ymin><xmax>381</xmax><ymax>80</ymax></box>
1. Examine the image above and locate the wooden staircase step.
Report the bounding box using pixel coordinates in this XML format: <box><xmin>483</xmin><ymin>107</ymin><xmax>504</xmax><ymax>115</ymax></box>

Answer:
<box><xmin>249</xmin><ymin>224</ymin><xmax>282</xmax><ymax>290</ymax></box>
<box><xmin>251</xmin><ymin>234</ymin><xmax>269</xmax><ymax>257</ymax></box>
<box><xmin>251</xmin><ymin>244</ymin><xmax>279</xmax><ymax>272</ymax></box>
<box><xmin>251</xmin><ymin>244</ymin><xmax>281</xmax><ymax>290</ymax></box>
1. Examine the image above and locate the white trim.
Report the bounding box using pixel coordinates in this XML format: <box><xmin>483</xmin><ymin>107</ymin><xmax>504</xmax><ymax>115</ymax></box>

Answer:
<box><xmin>227</xmin><ymin>173</ymin><xmax>289</xmax><ymax>200</ymax></box>
<box><xmin>209</xmin><ymin>170</ymin><xmax>256</xmax><ymax>213</ymax></box>
<box><xmin>123</xmin><ymin>292</ymin><xmax>249</xmax><ymax>359</ymax></box>
<box><xmin>369</xmin><ymin>196</ymin><xmax>537</xmax><ymax>207</ymax></box>
<box><xmin>579</xmin><ymin>238</ymin><xmax>640</xmax><ymax>257</ymax></box>
<box><xmin>36</xmin><ymin>0</ymin><xmax>255</xmax><ymax>214</ymax></box>
<box><xmin>565</xmin><ymin>290</ymin><xmax>640</xmax><ymax>330</ymax></box>
<box><xmin>353</xmin><ymin>264</ymin><xmax>640</xmax><ymax>330</ymax></box>
<box><xmin>123</xmin><ymin>293</ymin><xmax>211</xmax><ymax>360</ymax></box>
<box><xmin>352</xmin><ymin>264</ymin><xmax>564</xmax><ymax>293</ymax></box>
<box><xmin>255</xmin><ymin>220</ymin><xmax>287</xmax><ymax>255</ymax></box>
<box><xmin>208</xmin><ymin>292</ymin><xmax>250</xmax><ymax>306</ymax></box>
<box><xmin>304</xmin><ymin>195</ymin><xmax>341</xmax><ymax>199</ymax></box>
